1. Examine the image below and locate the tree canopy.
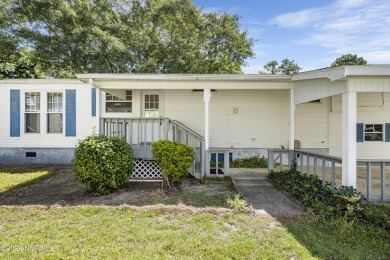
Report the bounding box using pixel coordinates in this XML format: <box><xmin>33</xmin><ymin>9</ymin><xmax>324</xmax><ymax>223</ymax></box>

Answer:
<box><xmin>260</xmin><ymin>58</ymin><xmax>302</xmax><ymax>75</ymax></box>
<box><xmin>331</xmin><ymin>54</ymin><xmax>367</xmax><ymax>67</ymax></box>
<box><xmin>0</xmin><ymin>0</ymin><xmax>42</xmax><ymax>78</ymax></box>
<box><xmin>1</xmin><ymin>0</ymin><xmax>254</xmax><ymax>78</ymax></box>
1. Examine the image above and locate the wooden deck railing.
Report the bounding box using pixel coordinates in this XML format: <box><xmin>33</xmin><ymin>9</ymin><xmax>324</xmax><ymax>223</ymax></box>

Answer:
<box><xmin>268</xmin><ymin>149</ymin><xmax>389</xmax><ymax>202</ymax></box>
<box><xmin>101</xmin><ymin>117</ymin><xmax>205</xmax><ymax>179</ymax></box>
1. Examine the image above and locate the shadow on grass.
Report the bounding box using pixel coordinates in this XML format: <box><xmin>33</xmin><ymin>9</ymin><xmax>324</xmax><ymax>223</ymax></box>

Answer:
<box><xmin>151</xmin><ymin>192</ymin><xmax>230</xmax><ymax>208</ymax></box>
<box><xmin>0</xmin><ymin>167</ymin><xmax>52</xmax><ymax>193</ymax></box>
<box><xmin>0</xmin><ymin>165</ymin><xmax>236</xmax><ymax>208</ymax></box>
<box><xmin>276</xmin><ymin>214</ymin><xmax>390</xmax><ymax>260</ymax></box>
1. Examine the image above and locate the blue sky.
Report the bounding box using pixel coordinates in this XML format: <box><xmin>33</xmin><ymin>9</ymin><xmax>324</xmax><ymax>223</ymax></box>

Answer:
<box><xmin>193</xmin><ymin>0</ymin><xmax>390</xmax><ymax>73</ymax></box>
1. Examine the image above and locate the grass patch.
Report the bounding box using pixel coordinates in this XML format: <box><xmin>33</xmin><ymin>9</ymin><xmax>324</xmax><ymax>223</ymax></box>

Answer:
<box><xmin>153</xmin><ymin>192</ymin><xmax>229</xmax><ymax>208</ymax></box>
<box><xmin>286</xmin><ymin>216</ymin><xmax>390</xmax><ymax>259</ymax></box>
<box><xmin>0</xmin><ymin>169</ymin><xmax>52</xmax><ymax>193</ymax></box>
<box><xmin>0</xmin><ymin>207</ymin><xmax>311</xmax><ymax>259</ymax></box>
<box><xmin>0</xmin><ymin>206</ymin><xmax>389</xmax><ymax>259</ymax></box>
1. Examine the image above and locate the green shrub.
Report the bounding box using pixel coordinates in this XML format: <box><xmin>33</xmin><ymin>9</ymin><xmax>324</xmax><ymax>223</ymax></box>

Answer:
<box><xmin>230</xmin><ymin>156</ymin><xmax>268</xmax><ymax>168</ymax></box>
<box><xmin>210</xmin><ymin>156</ymin><xmax>268</xmax><ymax>168</ymax></box>
<box><xmin>268</xmin><ymin>170</ymin><xmax>364</xmax><ymax>217</ymax></box>
<box><xmin>72</xmin><ymin>135</ymin><xmax>134</xmax><ymax>195</ymax></box>
<box><xmin>359</xmin><ymin>204</ymin><xmax>390</xmax><ymax>232</ymax></box>
<box><xmin>152</xmin><ymin>140</ymin><xmax>195</xmax><ymax>187</ymax></box>
<box><xmin>268</xmin><ymin>170</ymin><xmax>390</xmax><ymax>232</ymax></box>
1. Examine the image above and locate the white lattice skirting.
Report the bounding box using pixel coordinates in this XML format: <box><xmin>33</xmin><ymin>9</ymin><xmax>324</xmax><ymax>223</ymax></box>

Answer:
<box><xmin>131</xmin><ymin>159</ymin><xmax>163</xmax><ymax>179</ymax></box>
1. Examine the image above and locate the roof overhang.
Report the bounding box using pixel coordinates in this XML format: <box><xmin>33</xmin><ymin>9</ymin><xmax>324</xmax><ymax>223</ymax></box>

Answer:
<box><xmin>291</xmin><ymin>65</ymin><xmax>390</xmax><ymax>81</ymax></box>
<box><xmin>76</xmin><ymin>73</ymin><xmax>293</xmax><ymax>90</ymax></box>
<box><xmin>76</xmin><ymin>73</ymin><xmax>292</xmax><ymax>82</ymax></box>
<box><xmin>0</xmin><ymin>79</ymin><xmax>83</xmax><ymax>84</ymax></box>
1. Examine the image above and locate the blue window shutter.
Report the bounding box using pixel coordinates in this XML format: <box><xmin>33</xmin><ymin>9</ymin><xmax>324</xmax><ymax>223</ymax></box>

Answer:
<box><xmin>10</xmin><ymin>90</ymin><xmax>20</xmax><ymax>137</ymax></box>
<box><xmin>66</xmin><ymin>89</ymin><xmax>76</xmax><ymax>136</ymax></box>
<box><xmin>356</xmin><ymin>123</ymin><xmax>364</xmax><ymax>142</ymax></box>
<box><xmin>385</xmin><ymin>124</ymin><xmax>390</xmax><ymax>142</ymax></box>
<box><xmin>91</xmin><ymin>88</ymin><xmax>96</xmax><ymax>117</ymax></box>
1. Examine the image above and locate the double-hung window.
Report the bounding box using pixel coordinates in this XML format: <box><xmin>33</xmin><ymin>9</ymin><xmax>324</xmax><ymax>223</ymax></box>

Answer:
<box><xmin>364</xmin><ymin>124</ymin><xmax>383</xmax><ymax>141</ymax></box>
<box><xmin>105</xmin><ymin>91</ymin><xmax>132</xmax><ymax>113</ymax></box>
<box><xmin>25</xmin><ymin>92</ymin><xmax>41</xmax><ymax>133</ymax></box>
<box><xmin>47</xmin><ymin>92</ymin><xmax>63</xmax><ymax>133</ymax></box>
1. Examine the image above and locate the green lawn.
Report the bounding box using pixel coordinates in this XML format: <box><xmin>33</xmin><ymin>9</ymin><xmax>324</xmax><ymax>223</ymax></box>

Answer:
<box><xmin>0</xmin><ymin>168</ymin><xmax>389</xmax><ymax>259</ymax></box>
<box><xmin>152</xmin><ymin>192</ymin><xmax>229</xmax><ymax>208</ymax></box>
<box><xmin>0</xmin><ymin>169</ymin><xmax>52</xmax><ymax>193</ymax></box>
<box><xmin>287</xmin><ymin>216</ymin><xmax>390</xmax><ymax>260</ymax></box>
<box><xmin>0</xmin><ymin>207</ymin><xmax>389</xmax><ymax>259</ymax></box>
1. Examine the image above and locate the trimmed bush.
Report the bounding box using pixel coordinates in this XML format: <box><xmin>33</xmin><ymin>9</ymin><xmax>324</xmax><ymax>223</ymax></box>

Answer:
<box><xmin>152</xmin><ymin>140</ymin><xmax>195</xmax><ymax>187</ymax></box>
<box><xmin>72</xmin><ymin>135</ymin><xmax>134</xmax><ymax>195</ymax></box>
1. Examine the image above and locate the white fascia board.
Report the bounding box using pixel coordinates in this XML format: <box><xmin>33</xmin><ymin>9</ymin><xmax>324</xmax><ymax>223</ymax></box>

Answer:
<box><xmin>291</xmin><ymin>67</ymin><xmax>346</xmax><ymax>81</ymax></box>
<box><xmin>292</xmin><ymin>65</ymin><xmax>390</xmax><ymax>82</ymax></box>
<box><xmin>345</xmin><ymin>65</ymin><xmax>390</xmax><ymax>77</ymax></box>
<box><xmin>0</xmin><ymin>79</ymin><xmax>84</xmax><ymax>84</ymax></box>
<box><xmin>76</xmin><ymin>73</ymin><xmax>292</xmax><ymax>82</ymax></box>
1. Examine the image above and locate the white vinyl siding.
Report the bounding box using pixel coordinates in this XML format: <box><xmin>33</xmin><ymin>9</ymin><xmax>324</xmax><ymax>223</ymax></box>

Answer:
<box><xmin>0</xmin><ymin>83</ymin><xmax>96</xmax><ymax>148</ymax></box>
<box><xmin>295</xmin><ymin>98</ymin><xmax>329</xmax><ymax>148</ymax></box>
<box><xmin>329</xmin><ymin>93</ymin><xmax>390</xmax><ymax>159</ymax></box>
<box><xmin>294</xmin><ymin>78</ymin><xmax>347</xmax><ymax>104</ymax></box>
<box><xmin>348</xmin><ymin>78</ymin><xmax>390</xmax><ymax>92</ymax></box>
<box><xmin>164</xmin><ymin>90</ymin><xmax>290</xmax><ymax>148</ymax></box>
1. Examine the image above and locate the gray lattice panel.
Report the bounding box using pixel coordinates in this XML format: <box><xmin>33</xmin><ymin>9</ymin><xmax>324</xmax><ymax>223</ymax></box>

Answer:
<box><xmin>132</xmin><ymin>159</ymin><xmax>163</xmax><ymax>179</ymax></box>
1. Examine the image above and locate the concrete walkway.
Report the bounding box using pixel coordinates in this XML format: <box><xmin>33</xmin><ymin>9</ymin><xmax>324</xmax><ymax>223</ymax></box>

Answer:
<box><xmin>230</xmin><ymin>168</ymin><xmax>302</xmax><ymax>215</ymax></box>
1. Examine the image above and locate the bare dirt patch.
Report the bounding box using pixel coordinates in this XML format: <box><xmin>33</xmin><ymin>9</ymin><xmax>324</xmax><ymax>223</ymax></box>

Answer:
<box><xmin>0</xmin><ymin>165</ymin><xmax>235</xmax><ymax>207</ymax></box>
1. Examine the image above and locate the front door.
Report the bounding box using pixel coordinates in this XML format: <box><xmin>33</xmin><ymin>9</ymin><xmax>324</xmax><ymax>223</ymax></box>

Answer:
<box><xmin>142</xmin><ymin>92</ymin><xmax>161</xmax><ymax>118</ymax></box>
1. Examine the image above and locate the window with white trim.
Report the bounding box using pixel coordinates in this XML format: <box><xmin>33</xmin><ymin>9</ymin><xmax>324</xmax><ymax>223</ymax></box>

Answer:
<box><xmin>25</xmin><ymin>92</ymin><xmax>41</xmax><ymax>133</ymax></box>
<box><xmin>144</xmin><ymin>94</ymin><xmax>159</xmax><ymax>117</ymax></box>
<box><xmin>47</xmin><ymin>92</ymin><xmax>63</xmax><ymax>133</ymax></box>
<box><xmin>364</xmin><ymin>124</ymin><xmax>383</xmax><ymax>141</ymax></box>
<box><xmin>106</xmin><ymin>90</ymin><xmax>132</xmax><ymax>113</ymax></box>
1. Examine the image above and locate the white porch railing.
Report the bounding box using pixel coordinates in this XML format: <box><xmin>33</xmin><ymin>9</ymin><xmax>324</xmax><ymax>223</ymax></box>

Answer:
<box><xmin>357</xmin><ymin>160</ymin><xmax>390</xmax><ymax>202</ymax></box>
<box><xmin>101</xmin><ymin>118</ymin><xmax>205</xmax><ymax>179</ymax></box>
<box><xmin>268</xmin><ymin>149</ymin><xmax>389</xmax><ymax>202</ymax></box>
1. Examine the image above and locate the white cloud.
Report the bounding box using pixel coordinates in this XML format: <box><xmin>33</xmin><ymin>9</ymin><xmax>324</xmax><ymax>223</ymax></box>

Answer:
<box><xmin>269</xmin><ymin>0</ymin><xmax>390</xmax><ymax>63</ymax></box>
<box><xmin>270</xmin><ymin>8</ymin><xmax>320</xmax><ymax>28</ymax></box>
<box><xmin>360</xmin><ymin>51</ymin><xmax>390</xmax><ymax>63</ymax></box>
<box><xmin>335</xmin><ymin>0</ymin><xmax>371</xmax><ymax>8</ymax></box>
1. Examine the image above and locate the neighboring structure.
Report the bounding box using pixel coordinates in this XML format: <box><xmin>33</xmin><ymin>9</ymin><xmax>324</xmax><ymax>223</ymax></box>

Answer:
<box><xmin>1</xmin><ymin>65</ymin><xmax>390</xmax><ymax>188</ymax></box>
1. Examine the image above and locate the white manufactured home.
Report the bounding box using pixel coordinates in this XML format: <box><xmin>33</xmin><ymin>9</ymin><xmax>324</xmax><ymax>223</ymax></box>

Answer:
<box><xmin>1</xmin><ymin>65</ymin><xmax>390</xmax><ymax>197</ymax></box>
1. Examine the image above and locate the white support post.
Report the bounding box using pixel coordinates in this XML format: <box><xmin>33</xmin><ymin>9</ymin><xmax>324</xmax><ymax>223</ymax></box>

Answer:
<box><xmin>204</xmin><ymin>89</ymin><xmax>211</xmax><ymax>150</ymax></box>
<box><xmin>96</xmin><ymin>87</ymin><xmax>102</xmax><ymax>134</ymax></box>
<box><xmin>342</xmin><ymin>91</ymin><xmax>357</xmax><ymax>188</ymax></box>
<box><xmin>289</xmin><ymin>87</ymin><xmax>295</xmax><ymax>150</ymax></box>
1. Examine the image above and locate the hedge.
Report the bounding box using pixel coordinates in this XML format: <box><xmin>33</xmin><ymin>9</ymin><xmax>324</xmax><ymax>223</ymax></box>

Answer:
<box><xmin>268</xmin><ymin>170</ymin><xmax>389</xmax><ymax>232</ymax></box>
